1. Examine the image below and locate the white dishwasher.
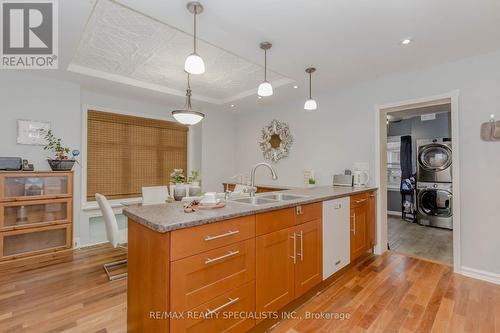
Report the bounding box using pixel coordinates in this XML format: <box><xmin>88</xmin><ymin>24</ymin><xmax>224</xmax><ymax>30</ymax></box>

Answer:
<box><xmin>322</xmin><ymin>197</ymin><xmax>350</xmax><ymax>280</ymax></box>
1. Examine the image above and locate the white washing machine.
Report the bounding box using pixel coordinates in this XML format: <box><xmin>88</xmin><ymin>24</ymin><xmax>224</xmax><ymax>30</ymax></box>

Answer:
<box><xmin>417</xmin><ymin>182</ymin><xmax>453</xmax><ymax>229</ymax></box>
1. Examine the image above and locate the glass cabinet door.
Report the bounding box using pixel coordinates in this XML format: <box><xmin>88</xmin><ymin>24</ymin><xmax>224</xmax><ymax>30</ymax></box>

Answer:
<box><xmin>0</xmin><ymin>199</ymin><xmax>71</xmax><ymax>230</ymax></box>
<box><xmin>0</xmin><ymin>224</ymin><xmax>71</xmax><ymax>260</ymax></box>
<box><xmin>1</xmin><ymin>174</ymin><xmax>71</xmax><ymax>200</ymax></box>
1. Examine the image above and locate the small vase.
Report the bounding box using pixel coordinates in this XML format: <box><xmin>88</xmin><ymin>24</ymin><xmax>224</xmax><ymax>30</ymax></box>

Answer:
<box><xmin>173</xmin><ymin>183</ymin><xmax>186</xmax><ymax>201</ymax></box>
<box><xmin>189</xmin><ymin>182</ymin><xmax>201</xmax><ymax>196</ymax></box>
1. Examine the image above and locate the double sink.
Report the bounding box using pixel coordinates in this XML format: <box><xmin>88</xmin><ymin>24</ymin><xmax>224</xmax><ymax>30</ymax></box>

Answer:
<box><xmin>230</xmin><ymin>193</ymin><xmax>307</xmax><ymax>206</ymax></box>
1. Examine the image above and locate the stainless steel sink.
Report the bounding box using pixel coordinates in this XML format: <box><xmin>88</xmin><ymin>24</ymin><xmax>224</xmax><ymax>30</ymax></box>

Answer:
<box><xmin>258</xmin><ymin>193</ymin><xmax>308</xmax><ymax>201</ymax></box>
<box><xmin>231</xmin><ymin>197</ymin><xmax>277</xmax><ymax>205</ymax></box>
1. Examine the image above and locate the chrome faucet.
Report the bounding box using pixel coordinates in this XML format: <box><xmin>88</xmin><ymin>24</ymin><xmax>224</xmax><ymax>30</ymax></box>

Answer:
<box><xmin>248</xmin><ymin>162</ymin><xmax>278</xmax><ymax>197</ymax></box>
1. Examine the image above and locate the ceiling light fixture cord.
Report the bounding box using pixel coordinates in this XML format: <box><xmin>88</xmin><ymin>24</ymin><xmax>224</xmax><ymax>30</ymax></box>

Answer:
<box><xmin>309</xmin><ymin>72</ymin><xmax>312</xmax><ymax>99</ymax></box>
<box><xmin>192</xmin><ymin>4</ymin><xmax>197</xmax><ymax>54</ymax></box>
<box><xmin>264</xmin><ymin>49</ymin><xmax>267</xmax><ymax>81</ymax></box>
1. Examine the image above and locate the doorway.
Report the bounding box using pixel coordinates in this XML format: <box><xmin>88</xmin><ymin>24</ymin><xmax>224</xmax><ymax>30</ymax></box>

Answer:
<box><xmin>375</xmin><ymin>92</ymin><xmax>461</xmax><ymax>271</ymax></box>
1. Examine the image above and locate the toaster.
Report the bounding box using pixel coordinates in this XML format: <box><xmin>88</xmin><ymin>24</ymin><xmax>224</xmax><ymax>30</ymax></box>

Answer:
<box><xmin>333</xmin><ymin>174</ymin><xmax>353</xmax><ymax>187</ymax></box>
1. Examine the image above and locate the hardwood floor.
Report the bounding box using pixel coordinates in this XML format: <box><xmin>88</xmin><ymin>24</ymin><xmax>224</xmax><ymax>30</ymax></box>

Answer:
<box><xmin>388</xmin><ymin>215</ymin><xmax>453</xmax><ymax>265</ymax></box>
<box><xmin>1</xmin><ymin>245</ymin><xmax>499</xmax><ymax>333</ymax></box>
<box><xmin>0</xmin><ymin>245</ymin><xmax>127</xmax><ymax>333</ymax></box>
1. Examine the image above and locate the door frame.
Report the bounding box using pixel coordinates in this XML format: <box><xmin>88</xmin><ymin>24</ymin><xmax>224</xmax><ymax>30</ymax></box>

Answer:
<box><xmin>374</xmin><ymin>90</ymin><xmax>461</xmax><ymax>272</ymax></box>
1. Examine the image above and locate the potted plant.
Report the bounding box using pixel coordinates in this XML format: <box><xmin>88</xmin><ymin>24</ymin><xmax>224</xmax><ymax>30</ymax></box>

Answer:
<box><xmin>40</xmin><ymin>129</ymin><xmax>79</xmax><ymax>171</ymax></box>
<box><xmin>188</xmin><ymin>170</ymin><xmax>201</xmax><ymax>196</ymax></box>
<box><xmin>308</xmin><ymin>177</ymin><xmax>316</xmax><ymax>188</ymax></box>
<box><xmin>170</xmin><ymin>169</ymin><xmax>186</xmax><ymax>200</ymax></box>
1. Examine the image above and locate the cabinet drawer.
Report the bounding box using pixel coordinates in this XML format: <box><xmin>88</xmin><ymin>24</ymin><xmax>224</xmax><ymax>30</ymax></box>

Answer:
<box><xmin>256</xmin><ymin>208</ymin><xmax>295</xmax><ymax>236</ymax></box>
<box><xmin>171</xmin><ymin>239</ymin><xmax>255</xmax><ymax>312</ymax></box>
<box><xmin>171</xmin><ymin>215</ymin><xmax>255</xmax><ymax>261</ymax></box>
<box><xmin>295</xmin><ymin>202</ymin><xmax>322</xmax><ymax>224</ymax></box>
<box><xmin>0</xmin><ymin>224</ymin><xmax>72</xmax><ymax>261</ymax></box>
<box><xmin>0</xmin><ymin>198</ymin><xmax>72</xmax><ymax>231</ymax></box>
<box><xmin>350</xmin><ymin>193</ymin><xmax>368</xmax><ymax>208</ymax></box>
<box><xmin>170</xmin><ymin>281</ymin><xmax>255</xmax><ymax>333</ymax></box>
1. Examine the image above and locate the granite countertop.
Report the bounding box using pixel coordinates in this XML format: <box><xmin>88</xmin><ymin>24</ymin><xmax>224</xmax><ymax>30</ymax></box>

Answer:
<box><xmin>123</xmin><ymin>185</ymin><xmax>378</xmax><ymax>233</ymax></box>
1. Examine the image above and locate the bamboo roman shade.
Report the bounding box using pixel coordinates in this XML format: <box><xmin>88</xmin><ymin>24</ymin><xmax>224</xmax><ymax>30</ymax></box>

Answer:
<box><xmin>87</xmin><ymin>111</ymin><xmax>188</xmax><ymax>201</ymax></box>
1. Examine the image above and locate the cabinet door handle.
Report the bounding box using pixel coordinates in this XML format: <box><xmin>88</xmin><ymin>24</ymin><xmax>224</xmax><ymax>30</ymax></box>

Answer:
<box><xmin>335</xmin><ymin>260</ymin><xmax>342</xmax><ymax>266</ymax></box>
<box><xmin>351</xmin><ymin>213</ymin><xmax>356</xmax><ymax>235</ymax></box>
<box><xmin>290</xmin><ymin>232</ymin><xmax>297</xmax><ymax>264</ymax></box>
<box><xmin>355</xmin><ymin>199</ymin><xmax>367</xmax><ymax>204</ymax></box>
<box><xmin>205</xmin><ymin>297</ymin><xmax>240</xmax><ymax>316</ymax></box>
<box><xmin>205</xmin><ymin>250</ymin><xmax>240</xmax><ymax>264</ymax></box>
<box><xmin>297</xmin><ymin>230</ymin><xmax>303</xmax><ymax>261</ymax></box>
<box><xmin>204</xmin><ymin>230</ymin><xmax>239</xmax><ymax>241</ymax></box>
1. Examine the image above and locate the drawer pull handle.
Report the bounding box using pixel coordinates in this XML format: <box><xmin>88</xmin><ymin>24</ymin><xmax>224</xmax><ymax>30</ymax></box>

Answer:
<box><xmin>205</xmin><ymin>250</ymin><xmax>240</xmax><ymax>264</ymax></box>
<box><xmin>351</xmin><ymin>213</ymin><xmax>356</xmax><ymax>235</ymax></box>
<box><xmin>204</xmin><ymin>230</ymin><xmax>239</xmax><ymax>241</ymax></box>
<box><xmin>335</xmin><ymin>260</ymin><xmax>342</xmax><ymax>266</ymax></box>
<box><xmin>297</xmin><ymin>230</ymin><xmax>304</xmax><ymax>261</ymax></box>
<box><xmin>290</xmin><ymin>232</ymin><xmax>297</xmax><ymax>264</ymax></box>
<box><xmin>355</xmin><ymin>199</ymin><xmax>367</xmax><ymax>204</ymax></box>
<box><xmin>206</xmin><ymin>297</ymin><xmax>240</xmax><ymax>316</ymax></box>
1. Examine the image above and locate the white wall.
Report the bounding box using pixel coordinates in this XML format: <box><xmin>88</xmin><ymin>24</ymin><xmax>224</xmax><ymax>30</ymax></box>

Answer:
<box><xmin>0</xmin><ymin>73</ymin><xmax>235</xmax><ymax>246</ymax></box>
<box><xmin>233</xmin><ymin>50</ymin><xmax>500</xmax><ymax>276</ymax></box>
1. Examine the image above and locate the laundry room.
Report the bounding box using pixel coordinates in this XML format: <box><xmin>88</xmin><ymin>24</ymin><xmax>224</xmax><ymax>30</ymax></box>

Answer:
<box><xmin>386</xmin><ymin>103</ymin><xmax>453</xmax><ymax>265</ymax></box>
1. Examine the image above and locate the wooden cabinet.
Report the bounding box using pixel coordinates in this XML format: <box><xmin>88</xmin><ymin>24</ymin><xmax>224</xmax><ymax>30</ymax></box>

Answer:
<box><xmin>350</xmin><ymin>191</ymin><xmax>376</xmax><ymax>262</ymax></box>
<box><xmin>170</xmin><ymin>215</ymin><xmax>255</xmax><ymax>261</ymax></box>
<box><xmin>256</xmin><ymin>226</ymin><xmax>295</xmax><ymax>314</ymax></box>
<box><xmin>256</xmin><ymin>204</ymin><xmax>322</xmax><ymax>315</ymax></box>
<box><xmin>170</xmin><ymin>239</ymin><xmax>255</xmax><ymax>312</ymax></box>
<box><xmin>0</xmin><ymin>172</ymin><xmax>73</xmax><ymax>262</ymax></box>
<box><xmin>170</xmin><ymin>282</ymin><xmax>255</xmax><ymax>333</ymax></box>
<box><xmin>294</xmin><ymin>219</ymin><xmax>322</xmax><ymax>298</ymax></box>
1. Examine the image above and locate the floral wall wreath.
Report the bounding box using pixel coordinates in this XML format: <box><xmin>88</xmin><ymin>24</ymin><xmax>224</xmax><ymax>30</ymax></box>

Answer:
<box><xmin>259</xmin><ymin>119</ymin><xmax>294</xmax><ymax>162</ymax></box>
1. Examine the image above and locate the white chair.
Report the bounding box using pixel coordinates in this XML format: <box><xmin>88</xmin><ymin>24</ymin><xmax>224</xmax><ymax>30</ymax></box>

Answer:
<box><xmin>95</xmin><ymin>193</ymin><xmax>127</xmax><ymax>281</ymax></box>
<box><xmin>142</xmin><ymin>186</ymin><xmax>169</xmax><ymax>205</ymax></box>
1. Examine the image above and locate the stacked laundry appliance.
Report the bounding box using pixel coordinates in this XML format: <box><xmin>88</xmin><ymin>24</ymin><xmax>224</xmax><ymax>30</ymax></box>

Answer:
<box><xmin>416</xmin><ymin>138</ymin><xmax>453</xmax><ymax>229</ymax></box>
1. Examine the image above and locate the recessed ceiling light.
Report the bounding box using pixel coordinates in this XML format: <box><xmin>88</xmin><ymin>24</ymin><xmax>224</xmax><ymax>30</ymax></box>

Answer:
<box><xmin>258</xmin><ymin>96</ymin><xmax>262</xmax><ymax>99</ymax></box>
<box><xmin>401</xmin><ymin>38</ymin><xmax>412</xmax><ymax>45</ymax></box>
<box><xmin>293</xmin><ymin>85</ymin><xmax>299</xmax><ymax>89</ymax></box>
<box><xmin>230</xmin><ymin>104</ymin><xmax>235</xmax><ymax>108</ymax></box>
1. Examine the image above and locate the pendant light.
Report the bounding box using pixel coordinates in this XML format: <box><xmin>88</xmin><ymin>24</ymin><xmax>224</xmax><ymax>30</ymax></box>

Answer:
<box><xmin>257</xmin><ymin>42</ymin><xmax>273</xmax><ymax>97</ymax></box>
<box><xmin>184</xmin><ymin>2</ymin><xmax>205</xmax><ymax>75</ymax></box>
<box><xmin>304</xmin><ymin>67</ymin><xmax>317</xmax><ymax>110</ymax></box>
<box><xmin>172</xmin><ymin>73</ymin><xmax>205</xmax><ymax>125</ymax></box>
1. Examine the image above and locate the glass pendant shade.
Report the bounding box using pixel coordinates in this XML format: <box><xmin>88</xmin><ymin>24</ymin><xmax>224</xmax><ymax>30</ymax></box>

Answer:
<box><xmin>258</xmin><ymin>81</ymin><xmax>273</xmax><ymax>97</ymax></box>
<box><xmin>304</xmin><ymin>98</ymin><xmax>317</xmax><ymax>111</ymax></box>
<box><xmin>184</xmin><ymin>53</ymin><xmax>205</xmax><ymax>75</ymax></box>
<box><xmin>172</xmin><ymin>110</ymin><xmax>204</xmax><ymax>125</ymax></box>
<box><xmin>172</xmin><ymin>73</ymin><xmax>205</xmax><ymax>126</ymax></box>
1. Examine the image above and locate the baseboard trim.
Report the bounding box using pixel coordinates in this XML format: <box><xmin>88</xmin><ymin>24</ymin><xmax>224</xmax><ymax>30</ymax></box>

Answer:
<box><xmin>460</xmin><ymin>266</ymin><xmax>500</xmax><ymax>285</ymax></box>
<box><xmin>387</xmin><ymin>210</ymin><xmax>401</xmax><ymax>216</ymax></box>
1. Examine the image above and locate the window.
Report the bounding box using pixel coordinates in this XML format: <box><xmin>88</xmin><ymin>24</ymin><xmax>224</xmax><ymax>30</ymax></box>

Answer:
<box><xmin>87</xmin><ymin>111</ymin><xmax>188</xmax><ymax>201</ymax></box>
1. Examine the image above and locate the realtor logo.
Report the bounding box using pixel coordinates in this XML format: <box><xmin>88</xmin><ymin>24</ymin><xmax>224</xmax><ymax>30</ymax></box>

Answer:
<box><xmin>1</xmin><ymin>0</ymin><xmax>58</xmax><ymax>69</ymax></box>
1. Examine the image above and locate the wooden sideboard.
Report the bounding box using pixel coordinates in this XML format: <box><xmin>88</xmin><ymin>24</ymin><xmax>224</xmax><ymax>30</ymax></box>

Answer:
<box><xmin>127</xmin><ymin>190</ymin><xmax>377</xmax><ymax>333</ymax></box>
<box><xmin>0</xmin><ymin>171</ymin><xmax>74</xmax><ymax>262</ymax></box>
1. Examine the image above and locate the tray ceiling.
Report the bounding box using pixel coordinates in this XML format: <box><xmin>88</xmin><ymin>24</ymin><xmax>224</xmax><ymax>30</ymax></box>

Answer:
<box><xmin>68</xmin><ymin>0</ymin><xmax>293</xmax><ymax>104</ymax></box>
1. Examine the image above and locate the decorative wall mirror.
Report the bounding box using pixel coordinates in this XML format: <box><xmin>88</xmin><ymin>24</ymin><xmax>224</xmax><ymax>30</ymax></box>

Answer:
<box><xmin>259</xmin><ymin>119</ymin><xmax>294</xmax><ymax>162</ymax></box>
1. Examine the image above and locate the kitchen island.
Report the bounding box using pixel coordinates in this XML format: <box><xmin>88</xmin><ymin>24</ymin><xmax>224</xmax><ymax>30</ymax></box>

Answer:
<box><xmin>123</xmin><ymin>185</ymin><xmax>377</xmax><ymax>333</ymax></box>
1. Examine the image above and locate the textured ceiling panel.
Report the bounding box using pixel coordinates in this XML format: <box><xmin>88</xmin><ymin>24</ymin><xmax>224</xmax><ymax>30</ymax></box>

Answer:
<box><xmin>69</xmin><ymin>0</ymin><xmax>293</xmax><ymax>104</ymax></box>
